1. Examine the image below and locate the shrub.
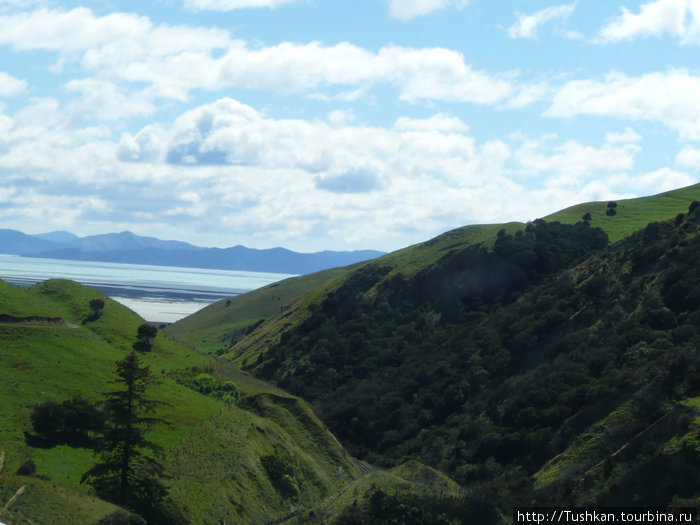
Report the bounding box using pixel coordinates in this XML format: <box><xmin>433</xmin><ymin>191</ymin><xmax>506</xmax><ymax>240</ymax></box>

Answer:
<box><xmin>96</xmin><ymin>510</ymin><xmax>147</xmax><ymax>525</ymax></box>
<box><xmin>606</xmin><ymin>208</ymin><xmax>617</xmax><ymax>217</ymax></box>
<box><xmin>30</xmin><ymin>397</ymin><xmax>104</xmax><ymax>445</ymax></box>
<box><xmin>261</xmin><ymin>453</ymin><xmax>299</xmax><ymax>500</ymax></box>
<box><xmin>16</xmin><ymin>459</ymin><xmax>36</xmax><ymax>476</ymax></box>
<box><xmin>220</xmin><ymin>381</ymin><xmax>240</xmax><ymax>405</ymax></box>
<box><xmin>134</xmin><ymin>323</ymin><xmax>158</xmax><ymax>352</ymax></box>
<box><xmin>193</xmin><ymin>373</ymin><xmax>217</xmax><ymax>394</ymax></box>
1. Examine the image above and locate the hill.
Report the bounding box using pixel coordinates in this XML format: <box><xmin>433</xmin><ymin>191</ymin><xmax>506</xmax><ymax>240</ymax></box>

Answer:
<box><xmin>169</xmin><ymin>184</ymin><xmax>700</xmax><ymax>360</ymax></box>
<box><xmin>187</xmin><ymin>189</ymin><xmax>700</xmax><ymax>513</ymax></box>
<box><xmin>0</xmin><ymin>227</ymin><xmax>385</xmax><ymax>275</ymax></box>
<box><xmin>165</xmin><ymin>265</ymin><xmax>357</xmax><ymax>354</ymax></box>
<box><xmin>544</xmin><ymin>183</ymin><xmax>700</xmax><ymax>242</ymax></box>
<box><xmin>0</xmin><ymin>279</ymin><xmax>368</xmax><ymax>524</ymax></box>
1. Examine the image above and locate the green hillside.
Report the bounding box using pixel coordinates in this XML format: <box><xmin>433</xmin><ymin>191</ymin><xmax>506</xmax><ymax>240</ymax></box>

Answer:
<box><xmin>0</xmin><ymin>280</ymin><xmax>366</xmax><ymax>524</ymax></box>
<box><xmin>221</xmin><ymin>195</ymin><xmax>700</xmax><ymax>514</ymax></box>
<box><xmin>544</xmin><ymin>182</ymin><xmax>700</xmax><ymax>241</ymax></box>
<box><xmin>165</xmin><ymin>265</ymin><xmax>354</xmax><ymax>354</ymax></box>
<box><xmin>169</xmin><ymin>184</ymin><xmax>700</xmax><ymax>363</ymax></box>
<box><xmin>6</xmin><ymin>184</ymin><xmax>699</xmax><ymax>524</ymax></box>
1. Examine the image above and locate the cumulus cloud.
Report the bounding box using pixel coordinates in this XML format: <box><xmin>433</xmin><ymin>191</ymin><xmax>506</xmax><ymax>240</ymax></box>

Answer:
<box><xmin>0</xmin><ymin>91</ymin><xmax>689</xmax><ymax>251</ymax></box>
<box><xmin>634</xmin><ymin>167</ymin><xmax>695</xmax><ymax>191</ymax></box>
<box><xmin>508</xmin><ymin>3</ymin><xmax>577</xmax><ymax>39</ymax></box>
<box><xmin>393</xmin><ymin>113</ymin><xmax>469</xmax><ymax>132</ymax></box>
<box><xmin>676</xmin><ymin>146</ymin><xmax>700</xmax><ymax>168</ymax></box>
<box><xmin>512</xmin><ymin>135</ymin><xmax>640</xmax><ymax>188</ymax></box>
<box><xmin>0</xmin><ymin>7</ymin><xmax>531</xmax><ymax>107</ymax></box>
<box><xmin>65</xmin><ymin>79</ymin><xmax>156</xmax><ymax>121</ymax></box>
<box><xmin>0</xmin><ymin>71</ymin><xmax>26</xmax><ymax>96</ymax></box>
<box><xmin>184</xmin><ymin>0</ymin><xmax>298</xmax><ymax>11</ymax></box>
<box><xmin>546</xmin><ymin>69</ymin><xmax>700</xmax><ymax>140</ymax></box>
<box><xmin>387</xmin><ymin>0</ymin><xmax>469</xmax><ymax>21</ymax></box>
<box><xmin>605</xmin><ymin>127</ymin><xmax>642</xmax><ymax>144</ymax></box>
<box><xmin>118</xmin><ymin>98</ymin><xmax>491</xmax><ymax>185</ymax></box>
<box><xmin>314</xmin><ymin>169</ymin><xmax>381</xmax><ymax>194</ymax></box>
<box><xmin>600</xmin><ymin>0</ymin><xmax>700</xmax><ymax>44</ymax></box>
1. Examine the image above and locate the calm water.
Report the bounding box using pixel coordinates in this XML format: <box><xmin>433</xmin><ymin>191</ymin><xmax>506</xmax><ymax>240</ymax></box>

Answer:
<box><xmin>0</xmin><ymin>254</ymin><xmax>295</xmax><ymax>323</ymax></box>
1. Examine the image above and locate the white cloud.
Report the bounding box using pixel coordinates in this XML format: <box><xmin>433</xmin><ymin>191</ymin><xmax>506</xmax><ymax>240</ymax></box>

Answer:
<box><xmin>327</xmin><ymin>109</ymin><xmax>356</xmax><ymax>127</ymax></box>
<box><xmin>65</xmin><ymin>79</ymin><xmax>156</xmax><ymax>121</ymax></box>
<box><xmin>184</xmin><ymin>0</ymin><xmax>297</xmax><ymax>10</ymax></box>
<box><xmin>0</xmin><ymin>7</ymin><xmax>528</xmax><ymax>107</ymax></box>
<box><xmin>0</xmin><ymin>91</ymin><xmax>688</xmax><ymax>252</ymax></box>
<box><xmin>394</xmin><ymin>113</ymin><xmax>469</xmax><ymax>132</ymax></box>
<box><xmin>387</xmin><ymin>0</ymin><xmax>469</xmax><ymax>21</ymax></box>
<box><xmin>676</xmin><ymin>146</ymin><xmax>700</xmax><ymax>168</ymax></box>
<box><xmin>0</xmin><ymin>71</ymin><xmax>26</xmax><ymax>96</ymax></box>
<box><xmin>512</xmin><ymin>136</ymin><xmax>640</xmax><ymax>188</ymax></box>
<box><xmin>118</xmin><ymin>99</ymin><xmax>493</xmax><ymax>187</ymax></box>
<box><xmin>605</xmin><ymin>127</ymin><xmax>642</xmax><ymax>144</ymax></box>
<box><xmin>623</xmin><ymin>167</ymin><xmax>696</xmax><ymax>193</ymax></box>
<box><xmin>546</xmin><ymin>70</ymin><xmax>700</xmax><ymax>140</ymax></box>
<box><xmin>508</xmin><ymin>3</ymin><xmax>577</xmax><ymax>39</ymax></box>
<box><xmin>600</xmin><ymin>0</ymin><xmax>700</xmax><ymax>44</ymax></box>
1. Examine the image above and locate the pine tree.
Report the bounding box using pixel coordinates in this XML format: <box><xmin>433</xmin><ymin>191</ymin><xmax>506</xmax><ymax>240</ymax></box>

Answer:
<box><xmin>82</xmin><ymin>352</ymin><xmax>171</xmax><ymax>522</ymax></box>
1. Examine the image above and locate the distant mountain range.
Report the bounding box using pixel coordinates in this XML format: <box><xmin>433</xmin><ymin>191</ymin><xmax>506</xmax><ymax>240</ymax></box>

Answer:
<box><xmin>0</xmin><ymin>229</ymin><xmax>385</xmax><ymax>275</ymax></box>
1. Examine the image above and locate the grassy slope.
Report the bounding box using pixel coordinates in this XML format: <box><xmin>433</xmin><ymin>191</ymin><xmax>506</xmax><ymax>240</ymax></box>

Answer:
<box><xmin>544</xmin><ymin>182</ymin><xmax>700</xmax><ymax>242</ymax></box>
<box><xmin>172</xmin><ymin>183</ymin><xmax>700</xmax><ymax>366</ymax></box>
<box><xmin>0</xmin><ymin>279</ymin><xmax>360</xmax><ymax>524</ymax></box>
<box><xmin>283</xmin><ymin>460</ymin><xmax>461</xmax><ymax>524</ymax></box>
<box><xmin>165</xmin><ymin>265</ymin><xmax>353</xmax><ymax>354</ymax></box>
<box><xmin>0</xmin><ymin>473</ymin><xmax>119</xmax><ymax>525</ymax></box>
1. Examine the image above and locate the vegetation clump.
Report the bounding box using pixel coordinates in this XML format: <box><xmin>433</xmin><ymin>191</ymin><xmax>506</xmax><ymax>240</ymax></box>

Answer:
<box><xmin>250</xmin><ymin>214</ymin><xmax>700</xmax><ymax>508</ymax></box>
<box><xmin>87</xmin><ymin>298</ymin><xmax>105</xmax><ymax>321</ymax></box>
<box><xmin>81</xmin><ymin>352</ymin><xmax>183</xmax><ymax>525</ymax></box>
<box><xmin>169</xmin><ymin>367</ymin><xmax>240</xmax><ymax>405</ymax></box>
<box><xmin>133</xmin><ymin>323</ymin><xmax>158</xmax><ymax>352</ymax></box>
<box><xmin>260</xmin><ymin>452</ymin><xmax>300</xmax><ymax>500</ymax></box>
<box><xmin>335</xmin><ymin>488</ymin><xmax>500</xmax><ymax>525</ymax></box>
<box><xmin>29</xmin><ymin>397</ymin><xmax>104</xmax><ymax>447</ymax></box>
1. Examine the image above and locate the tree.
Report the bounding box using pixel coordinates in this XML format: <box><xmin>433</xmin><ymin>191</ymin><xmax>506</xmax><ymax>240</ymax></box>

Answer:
<box><xmin>582</xmin><ymin>212</ymin><xmax>592</xmax><ymax>222</ymax></box>
<box><xmin>81</xmin><ymin>352</ymin><xmax>173</xmax><ymax>523</ymax></box>
<box><xmin>134</xmin><ymin>323</ymin><xmax>158</xmax><ymax>352</ymax></box>
<box><xmin>86</xmin><ymin>298</ymin><xmax>106</xmax><ymax>322</ymax></box>
<box><xmin>90</xmin><ymin>298</ymin><xmax>105</xmax><ymax>315</ymax></box>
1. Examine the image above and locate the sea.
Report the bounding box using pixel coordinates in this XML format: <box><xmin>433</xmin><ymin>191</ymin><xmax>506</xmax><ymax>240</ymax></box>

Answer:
<box><xmin>0</xmin><ymin>254</ymin><xmax>296</xmax><ymax>323</ymax></box>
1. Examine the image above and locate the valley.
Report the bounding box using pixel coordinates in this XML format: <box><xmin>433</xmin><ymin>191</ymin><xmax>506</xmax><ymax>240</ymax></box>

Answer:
<box><xmin>1</xmin><ymin>184</ymin><xmax>699</xmax><ymax>524</ymax></box>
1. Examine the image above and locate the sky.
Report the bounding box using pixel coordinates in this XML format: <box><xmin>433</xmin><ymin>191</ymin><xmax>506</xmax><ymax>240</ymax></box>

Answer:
<box><xmin>0</xmin><ymin>0</ymin><xmax>699</xmax><ymax>252</ymax></box>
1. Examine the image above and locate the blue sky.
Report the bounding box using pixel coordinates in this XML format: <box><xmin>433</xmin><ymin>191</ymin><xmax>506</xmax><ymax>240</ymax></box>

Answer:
<box><xmin>0</xmin><ymin>0</ymin><xmax>699</xmax><ymax>251</ymax></box>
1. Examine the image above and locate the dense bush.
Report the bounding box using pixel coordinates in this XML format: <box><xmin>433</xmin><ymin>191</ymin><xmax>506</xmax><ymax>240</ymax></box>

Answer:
<box><xmin>30</xmin><ymin>397</ymin><xmax>104</xmax><ymax>445</ymax></box>
<box><xmin>96</xmin><ymin>511</ymin><xmax>147</xmax><ymax>525</ymax></box>
<box><xmin>252</xmin><ymin>215</ymin><xmax>700</xmax><ymax>508</ymax></box>
<box><xmin>335</xmin><ymin>489</ymin><xmax>500</xmax><ymax>525</ymax></box>
<box><xmin>16</xmin><ymin>459</ymin><xmax>36</xmax><ymax>476</ymax></box>
<box><xmin>133</xmin><ymin>323</ymin><xmax>158</xmax><ymax>352</ymax></box>
<box><xmin>169</xmin><ymin>367</ymin><xmax>240</xmax><ymax>405</ymax></box>
<box><xmin>260</xmin><ymin>453</ymin><xmax>299</xmax><ymax>500</ymax></box>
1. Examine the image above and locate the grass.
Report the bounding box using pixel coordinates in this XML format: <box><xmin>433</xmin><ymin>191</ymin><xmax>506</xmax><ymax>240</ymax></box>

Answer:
<box><xmin>165</xmin><ymin>265</ymin><xmax>355</xmax><ymax>354</ymax></box>
<box><xmin>285</xmin><ymin>460</ymin><xmax>462</xmax><ymax>524</ymax></box>
<box><xmin>533</xmin><ymin>399</ymin><xmax>639</xmax><ymax>490</ymax></box>
<box><xmin>0</xmin><ymin>279</ymin><xmax>365</xmax><ymax>524</ymax></box>
<box><xmin>544</xmin><ymin>183</ymin><xmax>700</xmax><ymax>242</ymax></box>
<box><xmin>0</xmin><ymin>470</ymin><xmax>119</xmax><ymax>525</ymax></box>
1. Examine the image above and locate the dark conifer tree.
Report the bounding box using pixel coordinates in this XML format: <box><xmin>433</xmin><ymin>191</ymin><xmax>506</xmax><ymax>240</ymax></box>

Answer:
<box><xmin>82</xmin><ymin>352</ymin><xmax>173</xmax><ymax>523</ymax></box>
